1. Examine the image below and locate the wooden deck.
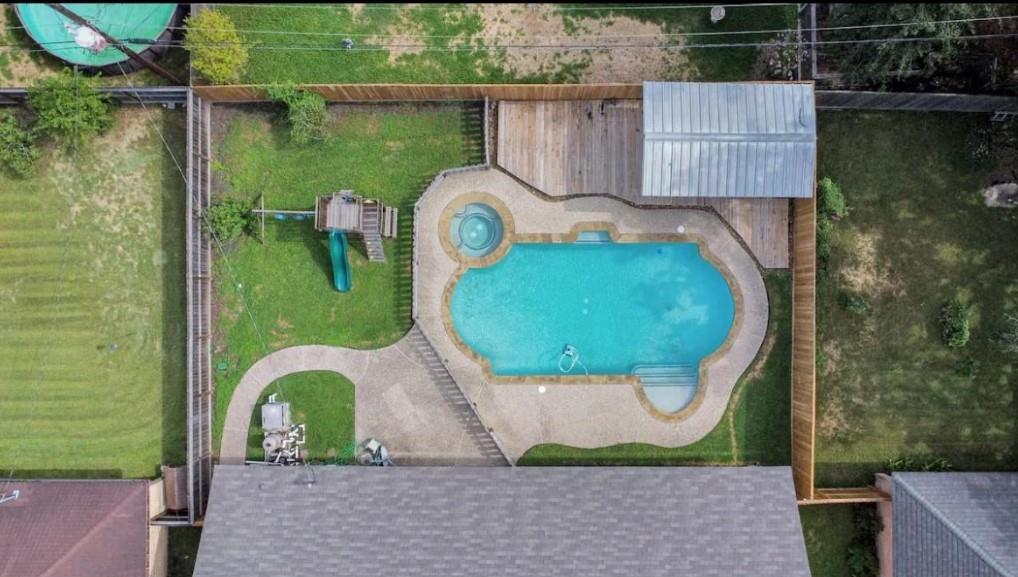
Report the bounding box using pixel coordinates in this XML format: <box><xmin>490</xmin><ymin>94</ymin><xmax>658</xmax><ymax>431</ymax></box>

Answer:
<box><xmin>496</xmin><ymin>100</ymin><xmax>790</xmax><ymax>268</ymax></box>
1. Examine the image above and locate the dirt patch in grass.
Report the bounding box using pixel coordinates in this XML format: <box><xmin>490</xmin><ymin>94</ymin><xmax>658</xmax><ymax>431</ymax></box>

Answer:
<box><xmin>477</xmin><ymin>4</ymin><xmax>689</xmax><ymax>82</ymax></box>
<box><xmin>838</xmin><ymin>231</ymin><xmax>905</xmax><ymax>298</ymax></box>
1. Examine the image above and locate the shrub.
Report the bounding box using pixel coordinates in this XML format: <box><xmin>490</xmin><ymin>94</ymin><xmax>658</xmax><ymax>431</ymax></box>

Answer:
<box><xmin>819</xmin><ymin>177</ymin><xmax>847</xmax><ymax>219</ymax></box>
<box><xmin>184</xmin><ymin>9</ymin><xmax>248</xmax><ymax>84</ymax></box>
<box><xmin>954</xmin><ymin>356</ymin><xmax>978</xmax><ymax>378</ymax></box>
<box><xmin>854</xmin><ymin>505</ymin><xmax>884</xmax><ymax>539</ymax></box>
<box><xmin>28</xmin><ymin>69</ymin><xmax>113</xmax><ymax>146</ymax></box>
<box><xmin>205</xmin><ymin>198</ymin><xmax>252</xmax><ymax>240</ymax></box>
<box><xmin>817</xmin><ymin>216</ymin><xmax>834</xmax><ymax>261</ymax></box>
<box><xmin>993</xmin><ymin>312</ymin><xmax>1018</xmax><ymax>354</ymax></box>
<box><xmin>839</xmin><ymin>292</ymin><xmax>870</xmax><ymax>315</ymax></box>
<box><xmin>846</xmin><ymin>544</ymin><xmax>879</xmax><ymax>577</ymax></box>
<box><xmin>265</xmin><ymin>83</ymin><xmax>328</xmax><ymax>145</ymax></box>
<box><xmin>941</xmin><ymin>298</ymin><xmax>970</xmax><ymax>349</ymax></box>
<box><xmin>0</xmin><ymin>112</ymin><xmax>40</xmax><ymax>178</ymax></box>
<box><xmin>887</xmin><ymin>455</ymin><xmax>953</xmax><ymax>472</ymax></box>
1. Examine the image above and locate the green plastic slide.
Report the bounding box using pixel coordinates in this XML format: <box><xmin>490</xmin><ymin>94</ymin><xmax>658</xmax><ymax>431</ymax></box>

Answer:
<box><xmin>329</xmin><ymin>230</ymin><xmax>351</xmax><ymax>292</ymax></box>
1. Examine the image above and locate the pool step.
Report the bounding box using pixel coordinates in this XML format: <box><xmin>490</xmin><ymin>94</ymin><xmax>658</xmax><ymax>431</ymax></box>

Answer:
<box><xmin>633</xmin><ymin>364</ymin><xmax>699</xmax><ymax>413</ymax></box>
<box><xmin>632</xmin><ymin>364</ymin><xmax>698</xmax><ymax>387</ymax></box>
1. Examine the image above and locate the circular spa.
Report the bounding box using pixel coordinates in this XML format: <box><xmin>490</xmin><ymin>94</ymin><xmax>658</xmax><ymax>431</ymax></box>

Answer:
<box><xmin>15</xmin><ymin>4</ymin><xmax>180</xmax><ymax>73</ymax></box>
<box><xmin>449</xmin><ymin>202</ymin><xmax>505</xmax><ymax>259</ymax></box>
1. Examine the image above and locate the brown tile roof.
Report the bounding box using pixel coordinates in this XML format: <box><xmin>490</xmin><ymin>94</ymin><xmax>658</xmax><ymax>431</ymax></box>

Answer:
<box><xmin>0</xmin><ymin>480</ymin><xmax>149</xmax><ymax>577</ymax></box>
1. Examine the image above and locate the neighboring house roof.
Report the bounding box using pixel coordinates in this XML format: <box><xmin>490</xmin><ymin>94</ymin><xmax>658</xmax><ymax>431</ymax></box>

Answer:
<box><xmin>0</xmin><ymin>479</ymin><xmax>149</xmax><ymax>577</ymax></box>
<box><xmin>893</xmin><ymin>472</ymin><xmax>1018</xmax><ymax>577</ymax></box>
<box><xmin>641</xmin><ymin>81</ymin><xmax>816</xmax><ymax>198</ymax></box>
<box><xmin>195</xmin><ymin>465</ymin><xmax>811</xmax><ymax>577</ymax></box>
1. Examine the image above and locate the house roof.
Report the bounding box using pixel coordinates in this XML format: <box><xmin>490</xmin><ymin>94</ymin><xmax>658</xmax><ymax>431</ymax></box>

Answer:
<box><xmin>195</xmin><ymin>465</ymin><xmax>810</xmax><ymax>577</ymax></box>
<box><xmin>0</xmin><ymin>479</ymin><xmax>149</xmax><ymax>577</ymax></box>
<box><xmin>641</xmin><ymin>81</ymin><xmax>816</xmax><ymax>198</ymax></box>
<box><xmin>893</xmin><ymin>472</ymin><xmax>1018</xmax><ymax>577</ymax></box>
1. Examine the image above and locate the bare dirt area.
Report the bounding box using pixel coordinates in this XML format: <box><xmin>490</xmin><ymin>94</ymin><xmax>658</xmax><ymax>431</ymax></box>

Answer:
<box><xmin>477</xmin><ymin>4</ymin><xmax>690</xmax><ymax>82</ymax></box>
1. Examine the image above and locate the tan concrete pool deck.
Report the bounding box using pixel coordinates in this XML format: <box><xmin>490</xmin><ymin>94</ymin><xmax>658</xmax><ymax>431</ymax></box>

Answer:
<box><xmin>414</xmin><ymin>168</ymin><xmax>769</xmax><ymax>461</ymax></box>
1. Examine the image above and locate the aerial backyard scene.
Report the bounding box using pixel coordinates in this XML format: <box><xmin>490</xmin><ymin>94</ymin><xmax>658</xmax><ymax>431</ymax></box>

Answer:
<box><xmin>0</xmin><ymin>3</ymin><xmax>1017</xmax><ymax>577</ymax></box>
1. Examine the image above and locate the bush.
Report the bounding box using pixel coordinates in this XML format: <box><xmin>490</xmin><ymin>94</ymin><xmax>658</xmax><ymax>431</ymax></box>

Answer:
<box><xmin>184</xmin><ymin>9</ymin><xmax>248</xmax><ymax>84</ymax></box>
<box><xmin>0</xmin><ymin>112</ymin><xmax>40</xmax><ymax>178</ymax></box>
<box><xmin>854</xmin><ymin>505</ymin><xmax>884</xmax><ymax>539</ymax></box>
<box><xmin>819</xmin><ymin>177</ymin><xmax>848</xmax><ymax>219</ymax></box>
<box><xmin>846</xmin><ymin>544</ymin><xmax>879</xmax><ymax>577</ymax></box>
<box><xmin>993</xmin><ymin>312</ymin><xmax>1018</xmax><ymax>354</ymax></box>
<box><xmin>954</xmin><ymin>356</ymin><xmax>978</xmax><ymax>378</ymax></box>
<box><xmin>839</xmin><ymin>292</ymin><xmax>870</xmax><ymax>315</ymax></box>
<box><xmin>205</xmin><ymin>198</ymin><xmax>252</xmax><ymax>240</ymax></box>
<box><xmin>941</xmin><ymin>298</ymin><xmax>971</xmax><ymax>349</ymax></box>
<box><xmin>265</xmin><ymin>83</ymin><xmax>328</xmax><ymax>145</ymax></box>
<box><xmin>887</xmin><ymin>455</ymin><xmax>953</xmax><ymax>472</ymax></box>
<box><xmin>817</xmin><ymin>216</ymin><xmax>834</xmax><ymax>261</ymax></box>
<box><xmin>28</xmin><ymin>69</ymin><xmax>113</xmax><ymax>146</ymax></box>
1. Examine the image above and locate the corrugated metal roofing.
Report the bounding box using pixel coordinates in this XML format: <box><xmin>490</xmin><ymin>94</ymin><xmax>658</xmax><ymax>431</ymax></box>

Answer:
<box><xmin>195</xmin><ymin>465</ymin><xmax>811</xmax><ymax>577</ymax></box>
<box><xmin>893</xmin><ymin>472</ymin><xmax>1018</xmax><ymax>577</ymax></box>
<box><xmin>642</xmin><ymin>82</ymin><xmax>816</xmax><ymax>198</ymax></box>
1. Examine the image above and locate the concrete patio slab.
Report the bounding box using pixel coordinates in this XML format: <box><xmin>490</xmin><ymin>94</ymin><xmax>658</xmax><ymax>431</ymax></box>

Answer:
<box><xmin>413</xmin><ymin>167</ymin><xmax>769</xmax><ymax>461</ymax></box>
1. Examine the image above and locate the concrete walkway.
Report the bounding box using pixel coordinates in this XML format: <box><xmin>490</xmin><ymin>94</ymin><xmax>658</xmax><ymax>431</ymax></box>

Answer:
<box><xmin>219</xmin><ymin>327</ymin><xmax>507</xmax><ymax>466</ymax></box>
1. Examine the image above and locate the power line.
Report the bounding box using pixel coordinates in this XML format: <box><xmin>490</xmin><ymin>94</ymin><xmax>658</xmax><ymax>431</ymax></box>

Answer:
<box><xmin>10</xmin><ymin>13</ymin><xmax>1016</xmax><ymax>44</ymax></box>
<box><xmin>167</xmin><ymin>14</ymin><xmax>1018</xmax><ymax>41</ymax></box>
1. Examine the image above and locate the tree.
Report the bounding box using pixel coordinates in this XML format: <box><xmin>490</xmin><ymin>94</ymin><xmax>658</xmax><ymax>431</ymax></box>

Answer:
<box><xmin>827</xmin><ymin>4</ymin><xmax>997</xmax><ymax>88</ymax></box>
<box><xmin>265</xmin><ymin>83</ymin><xmax>328</xmax><ymax>144</ymax></box>
<box><xmin>205</xmin><ymin>198</ymin><xmax>252</xmax><ymax>240</ymax></box>
<box><xmin>28</xmin><ymin>69</ymin><xmax>114</xmax><ymax>146</ymax></box>
<box><xmin>0</xmin><ymin>112</ymin><xmax>40</xmax><ymax>178</ymax></box>
<box><xmin>184</xmin><ymin>9</ymin><xmax>248</xmax><ymax>84</ymax></box>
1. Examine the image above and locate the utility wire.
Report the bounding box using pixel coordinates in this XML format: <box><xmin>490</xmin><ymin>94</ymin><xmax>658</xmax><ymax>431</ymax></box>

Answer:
<box><xmin>161</xmin><ymin>14</ymin><xmax>1018</xmax><ymax>40</ymax></box>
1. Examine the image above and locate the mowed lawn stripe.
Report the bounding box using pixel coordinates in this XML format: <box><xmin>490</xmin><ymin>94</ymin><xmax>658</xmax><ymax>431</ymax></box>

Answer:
<box><xmin>0</xmin><ymin>108</ymin><xmax>187</xmax><ymax>479</ymax></box>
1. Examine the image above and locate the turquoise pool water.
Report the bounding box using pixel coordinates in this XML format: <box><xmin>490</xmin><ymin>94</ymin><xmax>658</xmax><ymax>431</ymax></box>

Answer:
<box><xmin>15</xmin><ymin>4</ymin><xmax>177</xmax><ymax>67</ymax></box>
<box><xmin>449</xmin><ymin>203</ymin><xmax>504</xmax><ymax>258</ymax></box>
<box><xmin>450</xmin><ymin>239</ymin><xmax>736</xmax><ymax>412</ymax></box>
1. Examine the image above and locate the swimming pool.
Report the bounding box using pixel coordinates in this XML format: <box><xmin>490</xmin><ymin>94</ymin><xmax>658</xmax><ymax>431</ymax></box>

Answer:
<box><xmin>449</xmin><ymin>238</ymin><xmax>736</xmax><ymax>414</ymax></box>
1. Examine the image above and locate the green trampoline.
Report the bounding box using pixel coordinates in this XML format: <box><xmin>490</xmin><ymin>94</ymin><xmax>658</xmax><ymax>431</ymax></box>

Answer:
<box><xmin>14</xmin><ymin>4</ymin><xmax>179</xmax><ymax>72</ymax></box>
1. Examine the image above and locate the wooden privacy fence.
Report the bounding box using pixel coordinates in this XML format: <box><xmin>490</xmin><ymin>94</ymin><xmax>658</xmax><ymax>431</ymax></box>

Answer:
<box><xmin>816</xmin><ymin>90</ymin><xmax>1018</xmax><ymax>113</ymax></box>
<box><xmin>791</xmin><ymin>195</ymin><xmax>890</xmax><ymax>504</ymax></box>
<box><xmin>791</xmin><ymin>196</ymin><xmax>817</xmax><ymax>502</ymax></box>
<box><xmin>193</xmin><ymin>83</ymin><xmax>643</xmax><ymax>102</ymax></box>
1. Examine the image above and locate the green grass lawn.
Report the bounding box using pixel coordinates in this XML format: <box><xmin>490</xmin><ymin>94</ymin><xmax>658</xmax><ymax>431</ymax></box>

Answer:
<box><xmin>168</xmin><ymin>527</ymin><xmax>202</xmax><ymax>577</ymax></box>
<box><xmin>816</xmin><ymin>111</ymin><xmax>1018</xmax><ymax>486</ymax></box>
<box><xmin>0</xmin><ymin>107</ymin><xmax>186</xmax><ymax>478</ymax></box>
<box><xmin>800</xmin><ymin>505</ymin><xmax>858</xmax><ymax>577</ymax></box>
<box><xmin>245</xmin><ymin>371</ymin><xmax>356</xmax><ymax>462</ymax></box>
<box><xmin>217</xmin><ymin>3</ymin><xmax>796</xmax><ymax>84</ymax></box>
<box><xmin>519</xmin><ymin>272</ymin><xmax>792</xmax><ymax>465</ymax></box>
<box><xmin>211</xmin><ymin>104</ymin><xmax>483</xmax><ymax>451</ymax></box>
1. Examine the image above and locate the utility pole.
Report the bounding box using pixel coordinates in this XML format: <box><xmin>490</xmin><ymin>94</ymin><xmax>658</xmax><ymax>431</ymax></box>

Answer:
<box><xmin>46</xmin><ymin>4</ymin><xmax>183</xmax><ymax>85</ymax></box>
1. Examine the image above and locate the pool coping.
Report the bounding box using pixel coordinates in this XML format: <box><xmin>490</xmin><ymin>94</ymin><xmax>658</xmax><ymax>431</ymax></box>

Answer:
<box><xmin>438</xmin><ymin>217</ymin><xmax>745</xmax><ymax>423</ymax></box>
<box><xmin>412</xmin><ymin>167</ymin><xmax>769</xmax><ymax>459</ymax></box>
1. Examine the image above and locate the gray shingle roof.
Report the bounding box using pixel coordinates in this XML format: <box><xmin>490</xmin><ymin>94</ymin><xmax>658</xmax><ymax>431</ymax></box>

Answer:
<box><xmin>642</xmin><ymin>81</ymin><xmax>816</xmax><ymax>198</ymax></box>
<box><xmin>894</xmin><ymin>472</ymin><xmax>1018</xmax><ymax>577</ymax></box>
<box><xmin>195</xmin><ymin>465</ymin><xmax>810</xmax><ymax>577</ymax></box>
